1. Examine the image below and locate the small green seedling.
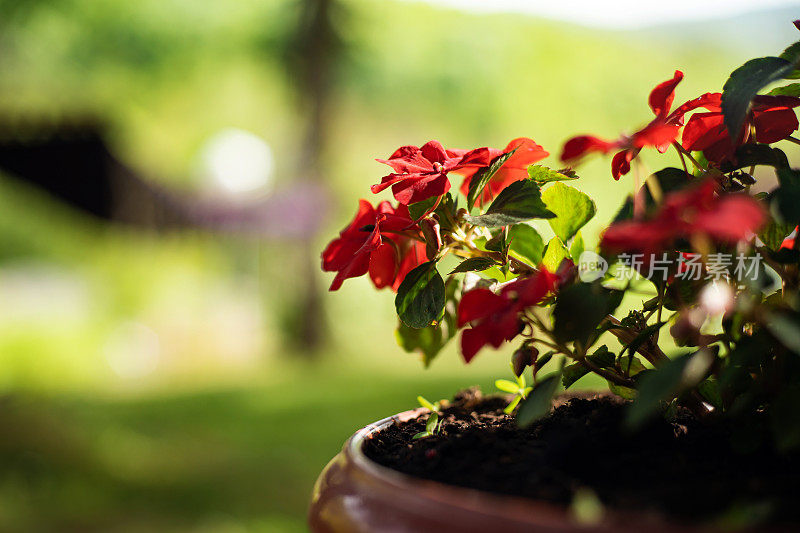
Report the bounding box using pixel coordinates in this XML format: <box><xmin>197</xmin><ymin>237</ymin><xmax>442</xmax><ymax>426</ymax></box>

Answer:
<box><xmin>496</xmin><ymin>363</ymin><xmax>533</xmax><ymax>414</ymax></box>
<box><xmin>412</xmin><ymin>412</ymin><xmax>441</xmax><ymax>440</ymax></box>
<box><xmin>413</xmin><ymin>395</ymin><xmax>444</xmax><ymax>439</ymax></box>
<box><xmin>416</xmin><ymin>395</ymin><xmax>443</xmax><ymax>412</ymax></box>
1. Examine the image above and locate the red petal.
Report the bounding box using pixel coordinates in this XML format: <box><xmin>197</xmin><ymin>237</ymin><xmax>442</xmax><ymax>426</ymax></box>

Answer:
<box><xmin>368</xmin><ymin>243</ymin><xmax>398</xmax><ymax>289</ymax></box>
<box><xmin>393</xmin><ymin>241</ymin><xmax>426</xmax><ymax>291</ymax></box>
<box><xmin>391</xmin><ymin>172</ymin><xmax>451</xmax><ymax>205</ymax></box>
<box><xmin>560</xmin><ymin>135</ymin><xmax>618</xmax><ymax>162</ymax></box>
<box><xmin>457</xmin><ymin>289</ymin><xmax>507</xmax><ymax>327</ymax></box>
<box><xmin>328</xmin><ymin>252</ymin><xmax>370</xmax><ymax>291</ymax></box>
<box><xmin>668</xmin><ymin>92</ymin><xmax>722</xmax><ymax>125</ymax></box>
<box><xmin>322</xmin><ymin>235</ymin><xmax>364</xmax><ymax>272</ymax></box>
<box><xmin>692</xmin><ymin>196</ymin><xmax>765</xmax><ymax>243</ymax></box>
<box><xmin>632</xmin><ymin>121</ymin><xmax>680</xmax><ymax>148</ymax></box>
<box><xmin>601</xmin><ymin>220</ymin><xmax>676</xmax><ymax>253</ymax></box>
<box><xmin>322</xmin><ymin>199</ymin><xmax>377</xmax><ymax>272</ymax></box>
<box><xmin>648</xmin><ymin>70</ymin><xmax>684</xmax><ymax>118</ymax></box>
<box><xmin>371</xmin><ymin>172</ymin><xmax>415</xmax><ymax>194</ymax></box>
<box><xmin>682</xmin><ymin>111</ymin><xmax>727</xmax><ymax>152</ymax></box>
<box><xmin>420</xmin><ymin>140</ymin><xmax>448</xmax><ymax>164</ymax></box>
<box><xmin>460</xmin><ymin>327</ymin><xmax>489</xmax><ymax>363</ymax></box>
<box><xmin>376</xmin><ymin>145</ymin><xmax>432</xmax><ymax>174</ymax></box>
<box><xmin>503</xmin><ymin>137</ymin><xmax>549</xmax><ymax>168</ymax></box>
<box><xmin>504</xmin><ymin>269</ymin><xmax>558</xmax><ymax>307</ymax></box>
<box><xmin>611</xmin><ymin>149</ymin><xmax>637</xmax><ymax>180</ymax></box>
<box><xmin>753</xmin><ymin>106</ymin><xmax>799</xmax><ymax>144</ymax></box>
<box><xmin>456</xmin><ymin>146</ymin><xmax>504</xmax><ymax>170</ymax></box>
<box><xmin>445</xmin><ymin>148</ymin><xmax>468</xmax><ymax>159</ymax></box>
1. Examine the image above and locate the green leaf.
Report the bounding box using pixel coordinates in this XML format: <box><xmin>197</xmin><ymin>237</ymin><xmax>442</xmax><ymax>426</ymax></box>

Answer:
<box><xmin>425</xmin><ymin>412</ymin><xmax>439</xmax><ymax>433</ymax></box>
<box><xmin>570</xmin><ymin>488</ymin><xmax>604</xmax><ymax>526</ymax></box>
<box><xmin>608</xmin><ymin>382</ymin><xmax>638</xmax><ymax>400</ymax></box>
<box><xmin>772</xmin><ymin>386</ymin><xmax>800</xmax><ymax>451</ymax></box>
<box><xmin>504</xmin><ymin>395</ymin><xmax>522</xmax><ymax>415</ymax></box>
<box><xmin>588</xmin><ymin>345</ymin><xmax>616</xmax><ymax>367</ymax></box>
<box><xmin>563</xmin><ymin>346</ymin><xmax>617</xmax><ymax>390</ymax></box>
<box><xmin>759</xmin><ymin>219</ymin><xmax>795</xmax><ymax>250</ymax></box>
<box><xmin>485</xmin><ymin>229</ymin><xmax>509</xmax><ymax>253</ymax></box>
<box><xmin>417</xmin><ymin>395</ymin><xmax>437</xmax><ymax>411</ymax></box>
<box><xmin>649</xmin><ymin>167</ymin><xmax>693</xmax><ymax>193</ymax></box>
<box><xmin>396</xmin><ymin>278</ymin><xmax>459</xmax><ymax>366</ymax></box>
<box><xmin>408</xmin><ymin>196</ymin><xmax>440</xmax><ymax>221</ymax></box>
<box><xmin>395</xmin><ymin>261</ymin><xmax>445</xmax><ymax>329</ymax></box>
<box><xmin>534</xmin><ymin>351</ymin><xmax>554</xmax><ymax>372</ymax></box>
<box><xmin>508</xmin><ymin>224</ymin><xmax>544</xmax><ymax>266</ymax></box>
<box><xmin>615</xmin><ymin>168</ymin><xmax>694</xmax><ymax>221</ymax></box>
<box><xmin>779</xmin><ymin>40</ymin><xmax>800</xmax><ymax>79</ymax></box>
<box><xmin>570</xmin><ymin>231</ymin><xmax>585</xmax><ymax>262</ymax></box>
<box><xmin>495</xmin><ymin>379</ymin><xmax>520</xmax><ymax>394</ymax></box>
<box><xmin>408</xmin><ymin>193</ymin><xmax>459</xmax><ymax>231</ymax></box>
<box><xmin>527</xmin><ymin>165</ymin><xmax>579</xmax><ymax>185</ymax></box>
<box><xmin>619</xmin><ymin>355</ymin><xmax>647</xmax><ymax>377</ymax></box>
<box><xmin>412</xmin><ymin>431</ymin><xmax>429</xmax><ymax>440</ymax></box>
<box><xmin>698</xmin><ymin>378</ymin><xmax>723</xmax><ymax>411</ymax></box>
<box><xmin>622</xmin><ymin>322</ymin><xmax>667</xmax><ymax>361</ymax></box>
<box><xmin>562</xmin><ymin>362</ymin><xmax>589</xmax><ymax>389</ymax></box>
<box><xmin>774</xmin><ymin>193</ymin><xmax>800</xmax><ymax>226</ymax></box>
<box><xmin>625</xmin><ymin>353</ymin><xmax>699</xmax><ymax>429</ymax></box>
<box><xmin>541</xmin><ymin>182</ymin><xmax>596</xmax><ymax>242</ymax></box>
<box><xmin>767</xmin><ymin>82</ymin><xmax>800</xmax><ymax>96</ymax></box>
<box><xmin>552</xmin><ymin>282</ymin><xmax>623</xmax><ymax>344</ymax></box>
<box><xmin>517</xmin><ymin>367</ymin><xmax>563</xmax><ymax>428</ymax></box>
<box><xmin>719</xmin><ymin>144</ymin><xmax>790</xmax><ymax>172</ymax></box>
<box><xmin>542</xmin><ymin>237</ymin><xmax>569</xmax><ymax>273</ymax></box>
<box><xmin>466</xmin><ymin>150</ymin><xmax>516</xmax><ymax>210</ymax></box>
<box><xmin>464</xmin><ymin>180</ymin><xmax>555</xmax><ymax>228</ymax></box>
<box><xmin>721</xmin><ymin>56</ymin><xmax>797</xmax><ymax>142</ymax></box>
<box><xmin>764</xmin><ymin>312</ymin><xmax>800</xmax><ymax>353</ymax></box>
<box><xmin>449</xmin><ymin>257</ymin><xmax>496</xmax><ymax>274</ymax></box>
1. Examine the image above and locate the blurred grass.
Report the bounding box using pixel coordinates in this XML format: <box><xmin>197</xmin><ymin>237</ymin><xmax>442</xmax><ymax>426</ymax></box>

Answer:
<box><xmin>0</xmin><ymin>358</ymin><xmax>517</xmax><ymax>532</ymax></box>
<box><xmin>0</xmin><ymin>0</ymin><xmax>797</xmax><ymax>530</ymax></box>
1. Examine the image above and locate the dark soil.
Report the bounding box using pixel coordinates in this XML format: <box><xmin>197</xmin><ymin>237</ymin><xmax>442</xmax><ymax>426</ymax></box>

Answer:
<box><xmin>363</xmin><ymin>388</ymin><xmax>800</xmax><ymax>528</ymax></box>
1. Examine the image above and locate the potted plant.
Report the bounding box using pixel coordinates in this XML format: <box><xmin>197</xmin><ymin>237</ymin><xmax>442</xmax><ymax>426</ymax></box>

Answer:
<box><xmin>310</xmin><ymin>22</ymin><xmax>800</xmax><ymax>532</ymax></box>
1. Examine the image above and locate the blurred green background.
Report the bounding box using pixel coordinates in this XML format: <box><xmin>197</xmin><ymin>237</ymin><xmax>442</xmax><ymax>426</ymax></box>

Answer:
<box><xmin>0</xmin><ymin>0</ymin><xmax>798</xmax><ymax>530</ymax></box>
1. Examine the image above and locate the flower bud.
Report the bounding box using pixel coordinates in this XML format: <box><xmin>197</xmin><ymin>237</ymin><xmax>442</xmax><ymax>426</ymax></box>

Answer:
<box><xmin>420</xmin><ymin>216</ymin><xmax>442</xmax><ymax>261</ymax></box>
<box><xmin>556</xmin><ymin>258</ymin><xmax>577</xmax><ymax>285</ymax></box>
<box><xmin>670</xmin><ymin>315</ymin><xmax>700</xmax><ymax>346</ymax></box>
<box><xmin>512</xmin><ymin>345</ymin><xmax>539</xmax><ymax>377</ymax></box>
<box><xmin>670</xmin><ymin>308</ymin><xmax>711</xmax><ymax>347</ymax></box>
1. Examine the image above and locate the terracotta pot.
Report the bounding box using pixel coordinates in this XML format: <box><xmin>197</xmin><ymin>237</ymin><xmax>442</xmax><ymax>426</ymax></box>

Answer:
<box><xmin>308</xmin><ymin>396</ymin><xmax>701</xmax><ymax>533</ymax></box>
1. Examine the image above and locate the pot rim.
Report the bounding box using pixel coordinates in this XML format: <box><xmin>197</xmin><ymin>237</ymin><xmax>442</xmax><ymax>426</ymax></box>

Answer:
<box><xmin>338</xmin><ymin>392</ymin><xmax>706</xmax><ymax>532</ymax></box>
<box><xmin>346</xmin><ymin>406</ymin><xmax>581</xmax><ymax>528</ymax></box>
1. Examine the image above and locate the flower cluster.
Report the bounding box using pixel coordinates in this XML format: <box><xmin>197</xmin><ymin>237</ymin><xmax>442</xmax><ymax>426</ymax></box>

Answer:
<box><xmin>560</xmin><ymin>71</ymin><xmax>800</xmax><ymax>179</ymax></box>
<box><xmin>322</xmin><ymin>21</ymin><xmax>800</xmax><ymax>446</ymax></box>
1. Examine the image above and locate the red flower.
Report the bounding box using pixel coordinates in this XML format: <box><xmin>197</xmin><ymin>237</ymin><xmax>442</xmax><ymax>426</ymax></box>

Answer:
<box><xmin>371</xmin><ymin>141</ymin><xmax>500</xmax><ymax>205</ymax></box>
<box><xmin>561</xmin><ymin>71</ymin><xmax>701</xmax><ymax>179</ymax></box>
<box><xmin>780</xmin><ymin>227</ymin><xmax>798</xmax><ymax>251</ymax></box>
<box><xmin>601</xmin><ymin>179</ymin><xmax>766</xmax><ymax>253</ymax></box>
<box><xmin>454</xmin><ymin>138</ymin><xmax>549</xmax><ymax>202</ymax></box>
<box><xmin>682</xmin><ymin>94</ymin><xmax>800</xmax><ymax>163</ymax></box>
<box><xmin>322</xmin><ymin>200</ymin><xmax>424</xmax><ymax>291</ymax></box>
<box><xmin>457</xmin><ymin>269</ymin><xmax>559</xmax><ymax>362</ymax></box>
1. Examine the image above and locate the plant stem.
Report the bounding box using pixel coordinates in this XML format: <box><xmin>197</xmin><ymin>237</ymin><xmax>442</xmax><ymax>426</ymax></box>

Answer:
<box><xmin>576</xmin><ymin>356</ymin><xmax>635</xmax><ymax>388</ymax></box>
<box><xmin>672</xmin><ymin>142</ymin><xmax>706</xmax><ymax>172</ymax></box>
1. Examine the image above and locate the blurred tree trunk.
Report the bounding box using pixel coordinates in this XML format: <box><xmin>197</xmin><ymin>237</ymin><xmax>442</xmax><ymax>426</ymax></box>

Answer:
<box><xmin>282</xmin><ymin>0</ymin><xmax>343</xmax><ymax>354</ymax></box>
